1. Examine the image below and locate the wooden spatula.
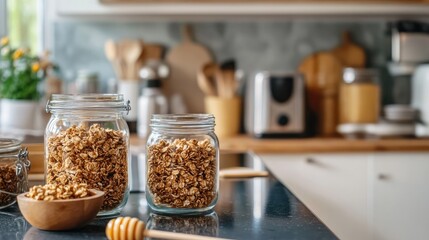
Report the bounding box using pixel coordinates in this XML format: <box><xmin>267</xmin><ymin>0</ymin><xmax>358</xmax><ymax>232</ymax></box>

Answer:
<box><xmin>104</xmin><ymin>39</ymin><xmax>123</xmax><ymax>79</ymax></box>
<box><xmin>119</xmin><ymin>39</ymin><xmax>143</xmax><ymax>80</ymax></box>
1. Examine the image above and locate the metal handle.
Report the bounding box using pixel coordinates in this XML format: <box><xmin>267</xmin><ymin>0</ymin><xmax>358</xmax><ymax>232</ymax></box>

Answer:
<box><xmin>306</xmin><ymin>158</ymin><xmax>316</xmax><ymax>164</ymax></box>
<box><xmin>45</xmin><ymin>99</ymin><xmax>51</xmax><ymax>113</ymax></box>
<box><xmin>125</xmin><ymin>100</ymin><xmax>131</xmax><ymax>115</ymax></box>
<box><xmin>378</xmin><ymin>173</ymin><xmax>390</xmax><ymax>180</ymax></box>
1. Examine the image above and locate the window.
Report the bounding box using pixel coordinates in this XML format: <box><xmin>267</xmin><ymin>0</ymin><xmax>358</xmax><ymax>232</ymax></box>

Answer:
<box><xmin>0</xmin><ymin>0</ymin><xmax>6</xmax><ymax>38</ymax></box>
<box><xmin>4</xmin><ymin>0</ymin><xmax>42</xmax><ymax>53</ymax></box>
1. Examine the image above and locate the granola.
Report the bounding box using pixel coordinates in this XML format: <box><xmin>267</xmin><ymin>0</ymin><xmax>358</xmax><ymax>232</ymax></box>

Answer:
<box><xmin>147</xmin><ymin>138</ymin><xmax>217</xmax><ymax>209</ymax></box>
<box><xmin>46</xmin><ymin>124</ymin><xmax>127</xmax><ymax>210</ymax></box>
<box><xmin>26</xmin><ymin>183</ymin><xmax>91</xmax><ymax>200</ymax></box>
<box><xmin>0</xmin><ymin>164</ymin><xmax>18</xmax><ymax>207</ymax></box>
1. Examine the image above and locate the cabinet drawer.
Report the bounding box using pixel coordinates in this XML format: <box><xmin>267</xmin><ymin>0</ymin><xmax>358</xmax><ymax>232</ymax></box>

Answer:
<box><xmin>261</xmin><ymin>153</ymin><xmax>370</xmax><ymax>240</ymax></box>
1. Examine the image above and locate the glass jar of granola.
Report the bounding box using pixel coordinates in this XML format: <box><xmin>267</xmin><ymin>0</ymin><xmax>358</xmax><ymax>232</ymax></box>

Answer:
<box><xmin>0</xmin><ymin>138</ymin><xmax>30</xmax><ymax>209</ymax></box>
<box><xmin>45</xmin><ymin>94</ymin><xmax>131</xmax><ymax>216</ymax></box>
<box><xmin>146</xmin><ymin>114</ymin><xmax>219</xmax><ymax>215</ymax></box>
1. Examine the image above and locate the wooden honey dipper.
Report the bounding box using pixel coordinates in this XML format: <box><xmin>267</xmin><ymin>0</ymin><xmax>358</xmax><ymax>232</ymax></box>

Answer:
<box><xmin>106</xmin><ymin>217</ymin><xmax>233</xmax><ymax>240</ymax></box>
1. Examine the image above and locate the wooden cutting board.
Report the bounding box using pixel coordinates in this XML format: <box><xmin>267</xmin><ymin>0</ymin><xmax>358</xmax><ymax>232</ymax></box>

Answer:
<box><xmin>332</xmin><ymin>31</ymin><xmax>366</xmax><ymax>68</ymax></box>
<box><xmin>165</xmin><ymin>25</ymin><xmax>213</xmax><ymax>113</ymax></box>
<box><xmin>299</xmin><ymin>51</ymin><xmax>343</xmax><ymax>136</ymax></box>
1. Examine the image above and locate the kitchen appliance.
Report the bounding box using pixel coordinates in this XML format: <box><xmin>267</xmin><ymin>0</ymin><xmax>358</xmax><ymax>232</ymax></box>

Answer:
<box><xmin>411</xmin><ymin>64</ymin><xmax>429</xmax><ymax>137</ymax></box>
<box><xmin>387</xmin><ymin>20</ymin><xmax>429</xmax><ymax>104</ymax></box>
<box><xmin>390</xmin><ymin>21</ymin><xmax>429</xmax><ymax>63</ymax></box>
<box><xmin>386</xmin><ymin>20</ymin><xmax>429</xmax><ymax>137</ymax></box>
<box><xmin>245</xmin><ymin>71</ymin><xmax>305</xmax><ymax>138</ymax></box>
<box><xmin>137</xmin><ymin>63</ymin><xmax>168</xmax><ymax>139</ymax></box>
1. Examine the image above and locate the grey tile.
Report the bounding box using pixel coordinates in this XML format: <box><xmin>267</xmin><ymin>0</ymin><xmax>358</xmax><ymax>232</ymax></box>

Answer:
<box><xmin>53</xmin><ymin>19</ymin><xmax>404</xmax><ymax>103</ymax></box>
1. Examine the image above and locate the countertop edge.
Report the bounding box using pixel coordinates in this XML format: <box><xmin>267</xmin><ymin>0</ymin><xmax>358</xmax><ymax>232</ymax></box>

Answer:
<box><xmin>217</xmin><ymin>135</ymin><xmax>429</xmax><ymax>153</ymax></box>
<box><xmin>23</xmin><ymin>135</ymin><xmax>429</xmax><ymax>155</ymax></box>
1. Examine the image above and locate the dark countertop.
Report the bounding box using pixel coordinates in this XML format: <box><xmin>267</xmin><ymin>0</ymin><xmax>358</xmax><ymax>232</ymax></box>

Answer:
<box><xmin>0</xmin><ymin>153</ymin><xmax>337</xmax><ymax>240</ymax></box>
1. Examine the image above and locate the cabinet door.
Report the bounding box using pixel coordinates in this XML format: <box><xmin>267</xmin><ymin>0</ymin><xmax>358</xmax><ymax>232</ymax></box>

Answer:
<box><xmin>261</xmin><ymin>153</ymin><xmax>370</xmax><ymax>240</ymax></box>
<box><xmin>372</xmin><ymin>153</ymin><xmax>429</xmax><ymax>240</ymax></box>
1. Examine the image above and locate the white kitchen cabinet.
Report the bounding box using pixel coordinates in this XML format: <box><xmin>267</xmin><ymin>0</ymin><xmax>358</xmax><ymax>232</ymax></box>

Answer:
<box><xmin>261</xmin><ymin>152</ymin><xmax>429</xmax><ymax>240</ymax></box>
<box><xmin>261</xmin><ymin>153</ymin><xmax>371</xmax><ymax>240</ymax></box>
<box><xmin>371</xmin><ymin>153</ymin><xmax>429</xmax><ymax>240</ymax></box>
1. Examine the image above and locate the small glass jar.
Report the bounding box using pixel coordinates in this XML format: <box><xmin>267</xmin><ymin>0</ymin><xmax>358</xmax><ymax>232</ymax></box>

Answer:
<box><xmin>0</xmin><ymin>138</ymin><xmax>30</xmax><ymax>209</ymax></box>
<box><xmin>146</xmin><ymin>114</ymin><xmax>219</xmax><ymax>215</ymax></box>
<box><xmin>339</xmin><ymin>68</ymin><xmax>381</xmax><ymax>124</ymax></box>
<box><xmin>45</xmin><ymin>94</ymin><xmax>131</xmax><ymax>216</ymax></box>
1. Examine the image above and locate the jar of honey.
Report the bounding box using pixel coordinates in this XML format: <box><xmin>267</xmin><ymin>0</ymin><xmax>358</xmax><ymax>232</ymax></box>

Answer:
<box><xmin>339</xmin><ymin>68</ymin><xmax>380</xmax><ymax>124</ymax></box>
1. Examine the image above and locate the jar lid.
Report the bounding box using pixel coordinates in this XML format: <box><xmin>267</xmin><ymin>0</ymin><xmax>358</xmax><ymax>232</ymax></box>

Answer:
<box><xmin>46</xmin><ymin>94</ymin><xmax>131</xmax><ymax>113</ymax></box>
<box><xmin>0</xmin><ymin>138</ymin><xmax>22</xmax><ymax>153</ymax></box>
<box><xmin>150</xmin><ymin>114</ymin><xmax>215</xmax><ymax>129</ymax></box>
<box><xmin>343</xmin><ymin>68</ymin><xmax>379</xmax><ymax>84</ymax></box>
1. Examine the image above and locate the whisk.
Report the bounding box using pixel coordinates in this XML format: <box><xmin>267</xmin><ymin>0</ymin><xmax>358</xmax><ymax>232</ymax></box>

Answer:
<box><xmin>106</xmin><ymin>217</ymin><xmax>232</xmax><ymax>240</ymax></box>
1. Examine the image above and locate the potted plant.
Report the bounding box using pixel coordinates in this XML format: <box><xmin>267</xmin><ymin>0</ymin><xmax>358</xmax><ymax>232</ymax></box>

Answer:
<box><xmin>0</xmin><ymin>36</ymin><xmax>43</xmax><ymax>130</ymax></box>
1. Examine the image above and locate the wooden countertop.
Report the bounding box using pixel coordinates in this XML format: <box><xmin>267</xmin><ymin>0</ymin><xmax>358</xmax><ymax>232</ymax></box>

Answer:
<box><xmin>218</xmin><ymin>135</ymin><xmax>429</xmax><ymax>153</ymax></box>
<box><xmin>130</xmin><ymin>134</ymin><xmax>429</xmax><ymax>153</ymax></box>
<box><xmin>23</xmin><ymin>135</ymin><xmax>429</xmax><ymax>175</ymax></box>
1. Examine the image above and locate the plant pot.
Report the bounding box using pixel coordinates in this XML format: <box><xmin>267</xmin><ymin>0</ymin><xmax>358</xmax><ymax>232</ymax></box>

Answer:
<box><xmin>0</xmin><ymin>99</ymin><xmax>39</xmax><ymax>130</ymax></box>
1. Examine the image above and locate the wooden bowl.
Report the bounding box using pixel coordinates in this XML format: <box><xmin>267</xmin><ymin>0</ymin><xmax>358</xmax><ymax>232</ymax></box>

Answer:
<box><xmin>17</xmin><ymin>189</ymin><xmax>104</xmax><ymax>231</ymax></box>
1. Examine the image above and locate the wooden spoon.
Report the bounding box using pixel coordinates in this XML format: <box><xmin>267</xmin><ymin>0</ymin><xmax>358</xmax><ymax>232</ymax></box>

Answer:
<box><xmin>119</xmin><ymin>39</ymin><xmax>143</xmax><ymax>80</ymax></box>
<box><xmin>104</xmin><ymin>40</ymin><xmax>123</xmax><ymax>79</ymax></box>
<box><xmin>17</xmin><ymin>189</ymin><xmax>104</xmax><ymax>231</ymax></box>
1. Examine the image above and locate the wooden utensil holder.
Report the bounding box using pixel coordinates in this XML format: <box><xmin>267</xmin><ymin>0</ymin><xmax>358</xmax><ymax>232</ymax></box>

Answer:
<box><xmin>204</xmin><ymin>96</ymin><xmax>241</xmax><ymax>138</ymax></box>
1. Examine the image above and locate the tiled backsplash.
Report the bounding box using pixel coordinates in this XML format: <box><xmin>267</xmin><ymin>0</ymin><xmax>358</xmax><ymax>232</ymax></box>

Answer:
<box><xmin>53</xmin><ymin>20</ymin><xmax>402</xmax><ymax>105</ymax></box>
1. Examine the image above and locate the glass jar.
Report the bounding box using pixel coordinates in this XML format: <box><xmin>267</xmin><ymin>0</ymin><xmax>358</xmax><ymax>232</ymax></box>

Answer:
<box><xmin>146</xmin><ymin>114</ymin><xmax>219</xmax><ymax>215</ymax></box>
<box><xmin>0</xmin><ymin>138</ymin><xmax>30</xmax><ymax>209</ymax></box>
<box><xmin>45</xmin><ymin>94</ymin><xmax>131</xmax><ymax>216</ymax></box>
<box><xmin>339</xmin><ymin>68</ymin><xmax>381</xmax><ymax>124</ymax></box>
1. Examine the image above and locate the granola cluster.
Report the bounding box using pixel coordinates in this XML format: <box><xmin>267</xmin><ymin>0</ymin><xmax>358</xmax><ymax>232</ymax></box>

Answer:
<box><xmin>46</xmin><ymin>124</ymin><xmax>128</xmax><ymax>210</ymax></box>
<box><xmin>0</xmin><ymin>164</ymin><xmax>18</xmax><ymax>207</ymax></box>
<box><xmin>147</xmin><ymin>138</ymin><xmax>217</xmax><ymax>209</ymax></box>
<box><xmin>26</xmin><ymin>183</ymin><xmax>91</xmax><ymax>200</ymax></box>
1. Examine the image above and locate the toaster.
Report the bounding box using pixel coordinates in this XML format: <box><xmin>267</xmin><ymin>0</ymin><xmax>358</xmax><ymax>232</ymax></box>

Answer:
<box><xmin>245</xmin><ymin>71</ymin><xmax>306</xmax><ymax>138</ymax></box>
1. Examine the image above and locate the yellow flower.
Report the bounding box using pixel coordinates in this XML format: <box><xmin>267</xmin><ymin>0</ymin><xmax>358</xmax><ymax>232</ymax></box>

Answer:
<box><xmin>32</xmin><ymin>62</ymin><xmax>40</xmax><ymax>72</ymax></box>
<box><xmin>12</xmin><ymin>48</ymin><xmax>24</xmax><ymax>60</ymax></box>
<box><xmin>0</xmin><ymin>36</ymin><xmax>9</xmax><ymax>46</ymax></box>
